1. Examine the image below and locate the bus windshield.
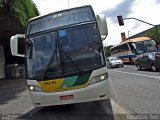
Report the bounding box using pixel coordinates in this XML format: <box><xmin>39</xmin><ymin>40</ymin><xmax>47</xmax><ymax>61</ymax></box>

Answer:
<box><xmin>132</xmin><ymin>40</ymin><xmax>156</xmax><ymax>54</ymax></box>
<box><xmin>26</xmin><ymin>23</ymin><xmax>105</xmax><ymax>80</ymax></box>
<box><xmin>27</xmin><ymin>6</ymin><xmax>94</xmax><ymax>35</ymax></box>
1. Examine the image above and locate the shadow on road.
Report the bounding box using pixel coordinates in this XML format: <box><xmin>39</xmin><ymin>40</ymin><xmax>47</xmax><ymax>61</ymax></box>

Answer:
<box><xmin>0</xmin><ymin>78</ymin><xmax>27</xmax><ymax>105</ymax></box>
<box><xmin>19</xmin><ymin>101</ymin><xmax>114</xmax><ymax>120</ymax></box>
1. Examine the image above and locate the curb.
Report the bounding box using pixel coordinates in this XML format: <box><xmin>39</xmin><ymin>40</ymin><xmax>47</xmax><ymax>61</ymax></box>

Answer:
<box><xmin>98</xmin><ymin>99</ymin><xmax>131</xmax><ymax>120</ymax></box>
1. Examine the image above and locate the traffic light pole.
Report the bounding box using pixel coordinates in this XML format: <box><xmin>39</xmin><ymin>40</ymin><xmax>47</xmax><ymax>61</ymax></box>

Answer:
<box><xmin>123</xmin><ymin>17</ymin><xmax>155</xmax><ymax>27</ymax></box>
<box><xmin>121</xmin><ymin>16</ymin><xmax>159</xmax><ymax>45</ymax></box>
<box><xmin>122</xmin><ymin>17</ymin><xmax>160</xmax><ymax>51</ymax></box>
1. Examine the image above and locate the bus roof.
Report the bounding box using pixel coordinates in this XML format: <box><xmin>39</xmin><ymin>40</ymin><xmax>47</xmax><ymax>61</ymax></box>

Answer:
<box><xmin>28</xmin><ymin>5</ymin><xmax>92</xmax><ymax>22</ymax></box>
<box><xmin>111</xmin><ymin>37</ymin><xmax>151</xmax><ymax>49</ymax></box>
<box><xmin>121</xmin><ymin>37</ymin><xmax>151</xmax><ymax>44</ymax></box>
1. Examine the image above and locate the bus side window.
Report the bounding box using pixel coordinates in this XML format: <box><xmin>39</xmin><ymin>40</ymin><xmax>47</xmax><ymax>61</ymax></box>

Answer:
<box><xmin>129</xmin><ymin>43</ymin><xmax>136</xmax><ymax>54</ymax></box>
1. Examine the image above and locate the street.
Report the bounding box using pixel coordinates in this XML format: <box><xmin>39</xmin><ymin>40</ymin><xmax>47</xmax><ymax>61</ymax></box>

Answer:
<box><xmin>0</xmin><ymin>65</ymin><xmax>160</xmax><ymax>119</ymax></box>
<box><xmin>0</xmin><ymin>79</ymin><xmax>114</xmax><ymax>120</ymax></box>
<box><xmin>0</xmin><ymin>78</ymin><xmax>32</xmax><ymax>114</ymax></box>
<box><xmin>1</xmin><ymin>0</ymin><xmax>160</xmax><ymax>120</ymax></box>
<box><xmin>109</xmin><ymin>65</ymin><xmax>160</xmax><ymax>114</ymax></box>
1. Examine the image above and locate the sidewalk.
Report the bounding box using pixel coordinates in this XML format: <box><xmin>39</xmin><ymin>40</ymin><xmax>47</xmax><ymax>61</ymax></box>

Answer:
<box><xmin>0</xmin><ymin>78</ymin><xmax>32</xmax><ymax>114</ymax></box>
<box><xmin>0</xmin><ymin>78</ymin><xmax>27</xmax><ymax>89</ymax></box>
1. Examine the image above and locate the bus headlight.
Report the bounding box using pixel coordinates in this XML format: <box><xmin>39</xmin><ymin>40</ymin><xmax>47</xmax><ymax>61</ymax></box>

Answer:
<box><xmin>89</xmin><ymin>73</ymin><xmax>108</xmax><ymax>85</ymax></box>
<box><xmin>28</xmin><ymin>85</ymin><xmax>43</xmax><ymax>92</ymax></box>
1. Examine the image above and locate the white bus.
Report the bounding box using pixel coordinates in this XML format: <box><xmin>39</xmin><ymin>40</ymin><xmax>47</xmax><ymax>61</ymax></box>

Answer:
<box><xmin>110</xmin><ymin>37</ymin><xmax>157</xmax><ymax>64</ymax></box>
<box><xmin>10</xmin><ymin>5</ymin><xmax>111</xmax><ymax>106</ymax></box>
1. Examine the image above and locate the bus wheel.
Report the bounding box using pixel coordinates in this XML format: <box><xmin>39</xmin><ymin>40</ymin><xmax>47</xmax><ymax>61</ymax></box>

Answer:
<box><xmin>129</xmin><ymin>58</ymin><xmax>134</xmax><ymax>65</ymax></box>
<box><xmin>137</xmin><ymin>64</ymin><xmax>142</xmax><ymax>70</ymax></box>
<box><xmin>151</xmin><ymin>64</ymin><xmax>157</xmax><ymax>72</ymax></box>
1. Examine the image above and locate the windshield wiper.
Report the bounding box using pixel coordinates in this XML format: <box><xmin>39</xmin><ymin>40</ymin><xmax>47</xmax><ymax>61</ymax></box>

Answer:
<box><xmin>43</xmin><ymin>41</ymin><xmax>82</xmax><ymax>79</ymax></box>
<box><xmin>43</xmin><ymin>40</ymin><xmax>64</xmax><ymax>79</ymax></box>
<box><xmin>61</xmin><ymin>49</ymin><xmax>82</xmax><ymax>73</ymax></box>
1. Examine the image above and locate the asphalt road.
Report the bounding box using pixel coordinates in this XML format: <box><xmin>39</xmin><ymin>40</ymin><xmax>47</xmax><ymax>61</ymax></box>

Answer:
<box><xmin>18</xmin><ymin>101</ymin><xmax>113</xmax><ymax>120</ymax></box>
<box><xmin>0</xmin><ymin>78</ymin><xmax>32</xmax><ymax>114</ymax></box>
<box><xmin>1</xmin><ymin>65</ymin><xmax>160</xmax><ymax>119</ymax></box>
<box><xmin>109</xmin><ymin>65</ymin><xmax>160</xmax><ymax>114</ymax></box>
<box><xmin>0</xmin><ymin>78</ymin><xmax>114</xmax><ymax>120</ymax></box>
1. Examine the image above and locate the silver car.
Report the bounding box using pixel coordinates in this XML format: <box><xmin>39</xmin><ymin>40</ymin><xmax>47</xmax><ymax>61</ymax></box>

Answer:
<box><xmin>106</xmin><ymin>57</ymin><xmax>123</xmax><ymax>68</ymax></box>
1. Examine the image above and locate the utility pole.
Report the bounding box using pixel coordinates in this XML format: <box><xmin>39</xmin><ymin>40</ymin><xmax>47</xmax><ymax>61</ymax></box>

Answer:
<box><xmin>128</xmin><ymin>30</ymin><xmax>130</xmax><ymax>37</ymax></box>
<box><xmin>68</xmin><ymin>0</ymin><xmax>69</xmax><ymax>8</ymax></box>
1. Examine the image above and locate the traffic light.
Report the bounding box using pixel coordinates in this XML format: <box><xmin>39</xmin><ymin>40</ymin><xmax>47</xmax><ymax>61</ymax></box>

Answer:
<box><xmin>117</xmin><ymin>15</ymin><xmax>124</xmax><ymax>26</ymax></box>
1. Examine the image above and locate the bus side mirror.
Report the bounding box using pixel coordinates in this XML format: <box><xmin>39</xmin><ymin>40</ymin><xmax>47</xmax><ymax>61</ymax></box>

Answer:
<box><xmin>96</xmin><ymin>14</ymin><xmax>108</xmax><ymax>41</ymax></box>
<box><xmin>132</xmin><ymin>43</ymin><xmax>136</xmax><ymax>49</ymax></box>
<box><xmin>10</xmin><ymin>34</ymin><xmax>25</xmax><ymax>57</ymax></box>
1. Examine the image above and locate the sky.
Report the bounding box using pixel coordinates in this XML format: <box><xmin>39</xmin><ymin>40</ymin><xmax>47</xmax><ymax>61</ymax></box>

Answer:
<box><xmin>32</xmin><ymin>0</ymin><xmax>160</xmax><ymax>46</ymax></box>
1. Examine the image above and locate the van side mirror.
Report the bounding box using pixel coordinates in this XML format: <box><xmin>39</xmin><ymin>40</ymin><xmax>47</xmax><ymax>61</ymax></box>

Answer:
<box><xmin>10</xmin><ymin>34</ymin><xmax>25</xmax><ymax>57</ymax></box>
<box><xmin>96</xmin><ymin>14</ymin><xmax>108</xmax><ymax>41</ymax></box>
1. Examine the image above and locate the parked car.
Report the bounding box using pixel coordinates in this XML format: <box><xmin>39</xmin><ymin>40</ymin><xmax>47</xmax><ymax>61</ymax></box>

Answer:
<box><xmin>106</xmin><ymin>57</ymin><xmax>123</xmax><ymax>68</ymax></box>
<box><xmin>155</xmin><ymin>52</ymin><xmax>160</xmax><ymax>71</ymax></box>
<box><xmin>135</xmin><ymin>52</ymin><xmax>158</xmax><ymax>71</ymax></box>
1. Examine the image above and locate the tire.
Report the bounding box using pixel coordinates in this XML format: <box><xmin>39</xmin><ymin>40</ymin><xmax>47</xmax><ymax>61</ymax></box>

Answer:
<box><xmin>137</xmin><ymin>64</ymin><xmax>142</xmax><ymax>70</ymax></box>
<box><xmin>151</xmin><ymin>64</ymin><xmax>157</xmax><ymax>72</ymax></box>
<box><xmin>107</xmin><ymin>65</ymin><xmax>111</xmax><ymax>68</ymax></box>
<box><xmin>129</xmin><ymin>58</ymin><xmax>134</xmax><ymax>65</ymax></box>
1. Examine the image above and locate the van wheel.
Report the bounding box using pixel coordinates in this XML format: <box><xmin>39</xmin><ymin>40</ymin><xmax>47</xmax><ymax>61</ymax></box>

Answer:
<box><xmin>151</xmin><ymin>64</ymin><xmax>157</xmax><ymax>72</ymax></box>
<box><xmin>137</xmin><ymin>64</ymin><xmax>142</xmax><ymax>70</ymax></box>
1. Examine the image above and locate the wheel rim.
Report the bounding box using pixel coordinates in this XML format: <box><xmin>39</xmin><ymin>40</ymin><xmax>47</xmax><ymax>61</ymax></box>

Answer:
<box><xmin>152</xmin><ymin>65</ymin><xmax>156</xmax><ymax>71</ymax></box>
<box><xmin>137</xmin><ymin>64</ymin><xmax>141</xmax><ymax>70</ymax></box>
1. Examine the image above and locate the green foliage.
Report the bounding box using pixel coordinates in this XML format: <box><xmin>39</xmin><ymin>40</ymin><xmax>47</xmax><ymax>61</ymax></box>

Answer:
<box><xmin>0</xmin><ymin>0</ymin><xmax>3</xmax><ymax>4</ymax></box>
<box><xmin>0</xmin><ymin>0</ymin><xmax>39</xmax><ymax>27</ymax></box>
<box><xmin>0</xmin><ymin>0</ymin><xmax>5</xmax><ymax>6</ymax></box>
<box><xmin>145</xmin><ymin>26</ymin><xmax>160</xmax><ymax>44</ymax></box>
<box><xmin>104</xmin><ymin>45</ymin><xmax>113</xmax><ymax>58</ymax></box>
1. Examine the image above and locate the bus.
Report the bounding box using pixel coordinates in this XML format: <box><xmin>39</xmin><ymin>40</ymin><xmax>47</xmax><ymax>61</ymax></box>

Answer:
<box><xmin>110</xmin><ymin>37</ymin><xmax>157</xmax><ymax>64</ymax></box>
<box><xmin>10</xmin><ymin>5</ymin><xmax>111</xmax><ymax>106</ymax></box>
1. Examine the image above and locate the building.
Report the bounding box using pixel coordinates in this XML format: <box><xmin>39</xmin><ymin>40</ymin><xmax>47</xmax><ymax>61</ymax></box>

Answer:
<box><xmin>127</xmin><ymin>25</ymin><xmax>160</xmax><ymax>40</ymax></box>
<box><xmin>0</xmin><ymin>0</ymin><xmax>39</xmax><ymax>79</ymax></box>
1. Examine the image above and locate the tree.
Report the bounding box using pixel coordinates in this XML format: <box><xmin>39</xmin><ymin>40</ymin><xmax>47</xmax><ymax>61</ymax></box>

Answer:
<box><xmin>104</xmin><ymin>45</ymin><xmax>113</xmax><ymax>58</ymax></box>
<box><xmin>0</xmin><ymin>0</ymin><xmax>39</xmax><ymax>27</ymax></box>
<box><xmin>145</xmin><ymin>26</ymin><xmax>160</xmax><ymax>44</ymax></box>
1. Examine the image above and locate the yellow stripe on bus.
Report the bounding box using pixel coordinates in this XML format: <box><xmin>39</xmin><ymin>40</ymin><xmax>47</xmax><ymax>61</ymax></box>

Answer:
<box><xmin>38</xmin><ymin>78</ymin><xmax>64</xmax><ymax>93</ymax></box>
<box><xmin>38</xmin><ymin>79</ymin><xmax>89</xmax><ymax>93</ymax></box>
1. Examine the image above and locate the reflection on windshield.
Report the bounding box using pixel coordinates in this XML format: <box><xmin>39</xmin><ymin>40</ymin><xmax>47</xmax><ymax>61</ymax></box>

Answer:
<box><xmin>27</xmin><ymin>6</ymin><xmax>94</xmax><ymax>35</ymax></box>
<box><xmin>147</xmin><ymin>53</ymin><xmax>155</xmax><ymax>59</ymax></box>
<box><xmin>26</xmin><ymin>23</ymin><xmax>105</xmax><ymax>80</ymax></box>
<box><xmin>59</xmin><ymin>24</ymin><xmax>103</xmax><ymax>73</ymax></box>
<box><xmin>109</xmin><ymin>57</ymin><xmax>120</xmax><ymax>61</ymax></box>
<box><xmin>26</xmin><ymin>32</ymin><xmax>62</xmax><ymax>79</ymax></box>
<box><xmin>134</xmin><ymin>40</ymin><xmax>156</xmax><ymax>54</ymax></box>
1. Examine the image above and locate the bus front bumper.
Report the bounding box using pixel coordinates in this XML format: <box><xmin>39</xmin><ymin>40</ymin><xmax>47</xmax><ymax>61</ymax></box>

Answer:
<box><xmin>29</xmin><ymin>79</ymin><xmax>112</xmax><ymax>107</ymax></box>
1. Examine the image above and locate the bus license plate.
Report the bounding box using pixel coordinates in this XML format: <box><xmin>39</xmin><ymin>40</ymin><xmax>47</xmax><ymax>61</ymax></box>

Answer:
<box><xmin>60</xmin><ymin>95</ymin><xmax>74</xmax><ymax>100</ymax></box>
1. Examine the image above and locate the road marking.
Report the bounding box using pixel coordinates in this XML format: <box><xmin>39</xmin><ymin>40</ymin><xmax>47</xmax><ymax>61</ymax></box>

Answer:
<box><xmin>111</xmin><ymin>70</ymin><xmax>160</xmax><ymax>79</ymax></box>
